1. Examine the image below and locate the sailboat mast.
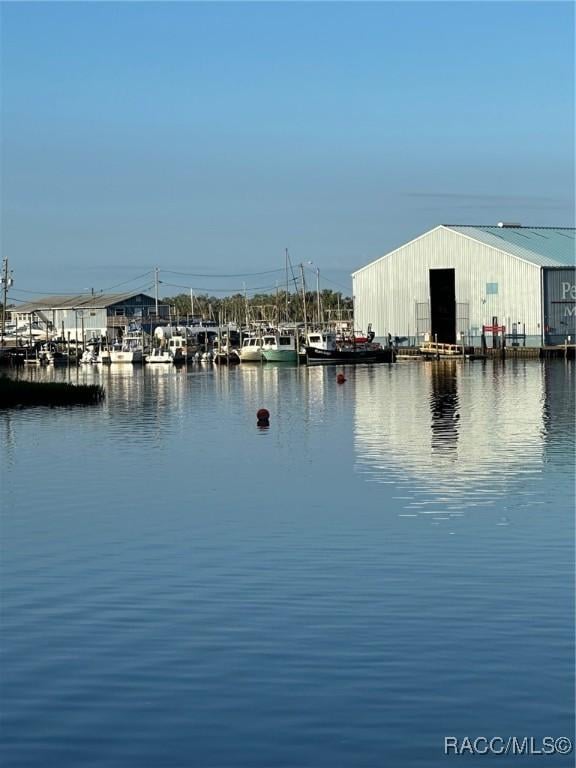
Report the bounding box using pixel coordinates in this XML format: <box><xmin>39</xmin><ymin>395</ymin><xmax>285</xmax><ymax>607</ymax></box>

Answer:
<box><xmin>316</xmin><ymin>266</ymin><xmax>321</xmax><ymax>327</ymax></box>
<box><xmin>300</xmin><ymin>263</ymin><xmax>308</xmax><ymax>339</ymax></box>
<box><xmin>154</xmin><ymin>267</ymin><xmax>160</xmax><ymax>317</ymax></box>
<box><xmin>285</xmin><ymin>248</ymin><xmax>289</xmax><ymax>323</ymax></box>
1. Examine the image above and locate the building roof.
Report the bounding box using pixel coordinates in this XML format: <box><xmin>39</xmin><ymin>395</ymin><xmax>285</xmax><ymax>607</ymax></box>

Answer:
<box><xmin>13</xmin><ymin>292</ymin><xmax>155</xmax><ymax>314</ymax></box>
<box><xmin>445</xmin><ymin>225</ymin><xmax>575</xmax><ymax>268</ymax></box>
<box><xmin>352</xmin><ymin>224</ymin><xmax>575</xmax><ymax>276</ymax></box>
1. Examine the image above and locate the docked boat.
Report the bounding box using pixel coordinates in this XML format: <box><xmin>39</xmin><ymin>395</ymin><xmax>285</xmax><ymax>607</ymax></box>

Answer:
<box><xmin>109</xmin><ymin>347</ymin><xmax>144</xmax><ymax>364</ymax></box>
<box><xmin>166</xmin><ymin>335</ymin><xmax>189</xmax><ymax>362</ymax></box>
<box><xmin>100</xmin><ymin>333</ymin><xmax>144</xmax><ymax>363</ymax></box>
<box><xmin>305</xmin><ymin>331</ymin><xmax>395</xmax><ymax>364</ymax></box>
<box><xmin>212</xmin><ymin>341</ymin><xmax>241</xmax><ymax>365</ymax></box>
<box><xmin>261</xmin><ymin>332</ymin><xmax>298</xmax><ymax>363</ymax></box>
<box><xmin>154</xmin><ymin>327</ymin><xmax>202</xmax><ymax>361</ymax></box>
<box><xmin>145</xmin><ymin>348</ymin><xmax>171</xmax><ymax>364</ymax></box>
<box><xmin>239</xmin><ymin>336</ymin><xmax>264</xmax><ymax>362</ymax></box>
<box><xmin>80</xmin><ymin>348</ymin><xmax>99</xmax><ymax>364</ymax></box>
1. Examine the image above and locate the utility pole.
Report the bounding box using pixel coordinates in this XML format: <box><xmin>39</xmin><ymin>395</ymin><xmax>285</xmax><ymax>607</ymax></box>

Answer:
<box><xmin>1</xmin><ymin>257</ymin><xmax>14</xmax><ymax>347</ymax></box>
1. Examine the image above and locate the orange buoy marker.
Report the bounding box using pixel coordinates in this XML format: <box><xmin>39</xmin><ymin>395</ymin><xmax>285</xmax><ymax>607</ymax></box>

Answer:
<box><xmin>257</xmin><ymin>408</ymin><xmax>270</xmax><ymax>427</ymax></box>
<box><xmin>336</xmin><ymin>373</ymin><xmax>346</xmax><ymax>384</ymax></box>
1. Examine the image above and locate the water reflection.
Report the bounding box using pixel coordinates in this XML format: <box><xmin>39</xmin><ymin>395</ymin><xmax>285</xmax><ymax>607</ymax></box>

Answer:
<box><xmin>5</xmin><ymin>361</ymin><xmax>572</xmax><ymax>510</ymax></box>
<box><xmin>542</xmin><ymin>360</ymin><xmax>575</xmax><ymax>460</ymax></box>
<box><xmin>1</xmin><ymin>358</ymin><xmax>573</xmax><ymax>768</ymax></box>
<box><xmin>353</xmin><ymin>360</ymin><xmax>573</xmax><ymax>514</ymax></box>
<box><xmin>429</xmin><ymin>361</ymin><xmax>459</xmax><ymax>456</ymax></box>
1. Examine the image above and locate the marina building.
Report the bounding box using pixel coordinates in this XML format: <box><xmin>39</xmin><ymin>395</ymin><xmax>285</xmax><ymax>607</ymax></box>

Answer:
<box><xmin>10</xmin><ymin>292</ymin><xmax>169</xmax><ymax>341</ymax></box>
<box><xmin>352</xmin><ymin>224</ymin><xmax>576</xmax><ymax>347</ymax></box>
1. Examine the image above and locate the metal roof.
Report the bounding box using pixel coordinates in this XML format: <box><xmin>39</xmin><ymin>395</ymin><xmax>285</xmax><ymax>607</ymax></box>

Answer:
<box><xmin>13</xmin><ymin>291</ymin><xmax>155</xmax><ymax>314</ymax></box>
<box><xmin>352</xmin><ymin>225</ymin><xmax>576</xmax><ymax>276</ymax></box>
<box><xmin>445</xmin><ymin>225</ymin><xmax>575</xmax><ymax>268</ymax></box>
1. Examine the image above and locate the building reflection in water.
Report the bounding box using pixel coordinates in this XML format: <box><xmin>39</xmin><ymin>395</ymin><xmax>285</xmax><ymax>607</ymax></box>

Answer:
<box><xmin>353</xmin><ymin>360</ymin><xmax>552</xmax><ymax>514</ymax></box>
<box><xmin>429</xmin><ymin>361</ymin><xmax>460</xmax><ymax>457</ymax></box>
<box><xmin>542</xmin><ymin>361</ymin><xmax>575</xmax><ymax>462</ymax></box>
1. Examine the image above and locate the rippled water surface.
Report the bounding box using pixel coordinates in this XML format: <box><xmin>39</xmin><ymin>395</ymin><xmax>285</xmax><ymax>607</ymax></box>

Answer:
<box><xmin>1</xmin><ymin>360</ymin><xmax>574</xmax><ymax>767</ymax></box>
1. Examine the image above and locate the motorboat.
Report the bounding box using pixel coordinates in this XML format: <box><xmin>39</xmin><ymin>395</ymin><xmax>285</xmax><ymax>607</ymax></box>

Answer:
<box><xmin>261</xmin><ymin>332</ymin><xmax>298</xmax><ymax>363</ymax></box>
<box><xmin>305</xmin><ymin>331</ymin><xmax>395</xmax><ymax>364</ymax></box>
<box><xmin>145</xmin><ymin>347</ymin><xmax>178</xmax><ymax>364</ymax></box>
<box><xmin>102</xmin><ymin>333</ymin><xmax>144</xmax><ymax>363</ymax></box>
<box><xmin>212</xmin><ymin>340</ymin><xmax>240</xmax><ymax>365</ymax></box>
<box><xmin>239</xmin><ymin>336</ymin><xmax>264</xmax><ymax>362</ymax></box>
<box><xmin>80</xmin><ymin>348</ymin><xmax>99</xmax><ymax>364</ymax></box>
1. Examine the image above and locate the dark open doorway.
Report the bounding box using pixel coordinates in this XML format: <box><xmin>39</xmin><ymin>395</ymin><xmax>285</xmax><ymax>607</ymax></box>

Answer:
<box><xmin>429</xmin><ymin>268</ymin><xmax>456</xmax><ymax>344</ymax></box>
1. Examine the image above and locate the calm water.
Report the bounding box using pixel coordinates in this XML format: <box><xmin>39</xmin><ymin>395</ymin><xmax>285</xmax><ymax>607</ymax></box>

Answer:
<box><xmin>1</xmin><ymin>360</ymin><xmax>574</xmax><ymax>767</ymax></box>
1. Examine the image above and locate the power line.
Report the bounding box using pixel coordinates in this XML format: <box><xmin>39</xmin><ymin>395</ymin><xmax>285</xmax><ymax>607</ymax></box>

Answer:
<box><xmin>10</xmin><ymin>288</ymin><xmax>92</xmax><ymax>296</ymax></box>
<box><xmin>162</xmin><ymin>268</ymin><xmax>285</xmax><ymax>278</ymax></box>
<box><xmin>101</xmin><ymin>270</ymin><xmax>155</xmax><ymax>291</ymax></box>
<box><xmin>160</xmin><ymin>280</ymin><xmax>285</xmax><ymax>294</ymax></box>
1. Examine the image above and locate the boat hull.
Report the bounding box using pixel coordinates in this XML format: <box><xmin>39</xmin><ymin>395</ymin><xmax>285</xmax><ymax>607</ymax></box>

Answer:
<box><xmin>240</xmin><ymin>349</ymin><xmax>263</xmax><ymax>362</ymax></box>
<box><xmin>145</xmin><ymin>353</ymin><xmax>175</xmax><ymax>364</ymax></box>
<box><xmin>305</xmin><ymin>346</ymin><xmax>395</xmax><ymax>364</ymax></box>
<box><xmin>108</xmin><ymin>350</ymin><xmax>144</xmax><ymax>363</ymax></box>
<box><xmin>262</xmin><ymin>350</ymin><xmax>298</xmax><ymax>363</ymax></box>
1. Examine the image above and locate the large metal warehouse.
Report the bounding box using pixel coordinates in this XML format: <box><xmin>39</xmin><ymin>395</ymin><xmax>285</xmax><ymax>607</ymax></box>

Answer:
<box><xmin>352</xmin><ymin>224</ymin><xmax>575</xmax><ymax>347</ymax></box>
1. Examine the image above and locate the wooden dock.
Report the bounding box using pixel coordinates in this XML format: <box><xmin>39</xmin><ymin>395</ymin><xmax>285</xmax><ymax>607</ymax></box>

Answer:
<box><xmin>396</xmin><ymin>343</ymin><xmax>575</xmax><ymax>361</ymax></box>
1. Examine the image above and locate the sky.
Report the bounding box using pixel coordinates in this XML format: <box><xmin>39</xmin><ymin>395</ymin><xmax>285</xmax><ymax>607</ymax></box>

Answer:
<box><xmin>1</xmin><ymin>1</ymin><xmax>574</xmax><ymax>303</ymax></box>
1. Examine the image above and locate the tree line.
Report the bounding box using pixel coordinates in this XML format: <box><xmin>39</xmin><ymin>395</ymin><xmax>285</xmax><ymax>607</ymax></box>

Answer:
<box><xmin>161</xmin><ymin>289</ymin><xmax>354</xmax><ymax>326</ymax></box>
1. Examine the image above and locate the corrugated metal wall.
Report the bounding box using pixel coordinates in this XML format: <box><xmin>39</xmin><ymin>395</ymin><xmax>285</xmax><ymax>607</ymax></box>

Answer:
<box><xmin>352</xmin><ymin>226</ymin><xmax>542</xmax><ymax>344</ymax></box>
<box><xmin>58</xmin><ymin>308</ymin><xmax>108</xmax><ymax>337</ymax></box>
<box><xmin>543</xmin><ymin>268</ymin><xmax>576</xmax><ymax>344</ymax></box>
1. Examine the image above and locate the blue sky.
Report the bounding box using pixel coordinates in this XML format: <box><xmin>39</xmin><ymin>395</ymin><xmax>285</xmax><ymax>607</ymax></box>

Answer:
<box><xmin>1</xmin><ymin>1</ymin><xmax>574</xmax><ymax>301</ymax></box>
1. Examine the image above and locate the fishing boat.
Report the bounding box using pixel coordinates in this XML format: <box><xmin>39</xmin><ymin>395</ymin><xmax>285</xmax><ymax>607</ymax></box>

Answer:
<box><xmin>166</xmin><ymin>335</ymin><xmax>189</xmax><ymax>362</ymax></box>
<box><xmin>261</xmin><ymin>332</ymin><xmax>299</xmax><ymax>363</ymax></box>
<box><xmin>102</xmin><ymin>332</ymin><xmax>144</xmax><ymax>363</ymax></box>
<box><xmin>239</xmin><ymin>336</ymin><xmax>264</xmax><ymax>362</ymax></box>
<box><xmin>305</xmin><ymin>331</ymin><xmax>395</xmax><ymax>364</ymax></box>
<box><xmin>154</xmin><ymin>326</ymin><xmax>203</xmax><ymax>361</ymax></box>
<box><xmin>108</xmin><ymin>346</ymin><xmax>144</xmax><ymax>364</ymax></box>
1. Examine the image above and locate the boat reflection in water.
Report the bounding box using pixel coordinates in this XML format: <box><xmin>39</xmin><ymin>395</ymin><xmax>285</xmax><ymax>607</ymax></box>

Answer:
<box><xmin>353</xmin><ymin>360</ymin><xmax>558</xmax><ymax>515</ymax></box>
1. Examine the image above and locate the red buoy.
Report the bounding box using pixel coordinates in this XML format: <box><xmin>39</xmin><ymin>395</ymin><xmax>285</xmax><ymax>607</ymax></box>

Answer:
<box><xmin>336</xmin><ymin>373</ymin><xmax>346</xmax><ymax>384</ymax></box>
<box><xmin>257</xmin><ymin>408</ymin><xmax>270</xmax><ymax>421</ymax></box>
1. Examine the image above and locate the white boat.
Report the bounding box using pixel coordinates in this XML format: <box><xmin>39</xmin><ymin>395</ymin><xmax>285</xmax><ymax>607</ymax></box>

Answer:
<box><xmin>261</xmin><ymin>332</ymin><xmax>298</xmax><ymax>363</ymax></box>
<box><xmin>109</xmin><ymin>347</ymin><xmax>144</xmax><ymax>363</ymax></box>
<box><xmin>80</xmin><ymin>348</ymin><xmax>98</xmax><ymax>364</ymax></box>
<box><xmin>145</xmin><ymin>348</ymin><xmax>174</xmax><ymax>364</ymax></box>
<box><xmin>154</xmin><ymin>327</ymin><xmax>200</xmax><ymax>361</ymax></box>
<box><xmin>165</xmin><ymin>335</ymin><xmax>187</xmax><ymax>362</ymax></box>
<box><xmin>102</xmin><ymin>333</ymin><xmax>144</xmax><ymax>363</ymax></box>
<box><xmin>239</xmin><ymin>336</ymin><xmax>264</xmax><ymax>362</ymax></box>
